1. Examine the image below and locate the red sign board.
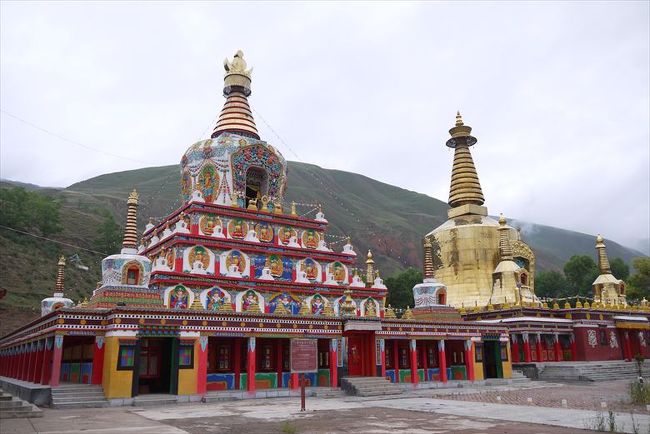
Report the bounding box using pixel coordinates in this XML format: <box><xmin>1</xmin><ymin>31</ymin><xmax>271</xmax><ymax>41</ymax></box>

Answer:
<box><xmin>290</xmin><ymin>338</ymin><xmax>318</xmax><ymax>373</ymax></box>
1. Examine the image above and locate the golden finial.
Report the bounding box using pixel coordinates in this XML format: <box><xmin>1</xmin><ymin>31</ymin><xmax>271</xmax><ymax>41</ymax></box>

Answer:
<box><xmin>127</xmin><ymin>189</ymin><xmax>139</xmax><ymax>205</ymax></box>
<box><xmin>423</xmin><ymin>238</ymin><xmax>435</xmax><ymax>279</ymax></box>
<box><xmin>55</xmin><ymin>256</ymin><xmax>66</xmax><ymax>293</ymax></box>
<box><xmin>122</xmin><ymin>189</ymin><xmax>140</xmax><ymax>252</ymax></box>
<box><xmin>499</xmin><ymin>213</ymin><xmax>506</xmax><ymax>226</ymax></box>
<box><xmin>291</xmin><ymin>201</ymin><xmax>297</xmax><ymax>216</ymax></box>
<box><xmin>401</xmin><ymin>307</ymin><xmax>414</xmax><ymax>320</ymax></box>
<box><xmin>455</xmin><ymin>110</ymin><xmax>464</xmax><ymax>126</ymax></box>
<box><xmin>366</xmin><ymin>250</ymin><xmax>375</xmax><ymax>286</ymax></box>
<box><xmin>223</xmin><ymin>50</ymin><xmax>252</xmax><ymax>78</ymax></box>
<box><xmin>564</xmin><ymin>301</ymin><xmax>571</xmax><ymax>309</ymax></box>
<box><xmin>384</xmin><ymin>304</ymin><xmax>397</xmax><ymax>319</ymax></box>
<box><xmin>366</xmin><ymin>250</ymin><xmax>374</xmax><ymax>263</ymax></box>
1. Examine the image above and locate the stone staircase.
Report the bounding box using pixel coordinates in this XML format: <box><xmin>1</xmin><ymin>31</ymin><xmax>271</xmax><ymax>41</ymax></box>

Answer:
<box><xmin>340</xmin><ymin>377</ymin><xmax>403</xmax><ymax>397</ymax></box>
<box><xmin>133</xmin><ymin>394</ymin><xmax>179</xmax><ymax>407</ymax></box>
<box><xmin>51</xmin><ymin>383</ymin><xmax>110</xmax><ymax>409</ymax></box>
<box><xmin>538</xmin><ymin>361</ymin><xmax>650</xmax><ymax>382</ymax></box>
<box><xmin>0</xmin><ymin>389</ymin><xmax>43</xmax><ymax>418</ymax></box>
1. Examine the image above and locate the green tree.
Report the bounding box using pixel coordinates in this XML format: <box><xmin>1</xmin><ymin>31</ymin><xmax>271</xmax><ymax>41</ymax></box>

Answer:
<box><xmin>0</xmin><ymin>187</ymin><xmax>62</xmax><ymax>236</ymax></box>
<box><xmin>94</xmin><ymin>211</ymin><xmax>122</xmax><ymax>254</ymax></box>
<box><xmin>535</xmin><ymin>270</ymin><xmax>569</xmax><ymax>299</ymax></box>
<box><xmin>610</xmin><ymin>257</ymin><xmax>630</xmax><ymax>280</ymax></box>
<box><xmin>628</xmin><ymin>257</ymin><xmax>650</xmax><ymax>301</ymax></box>
<box><xmin>563</xmin><ymin>255</ymin><xmax>599</xmax><ymax>297</ymax></box>
<box><xmin>385</xmin><ymin>267</ymin><xmax>421</xmax><ymax>309</ymax></box>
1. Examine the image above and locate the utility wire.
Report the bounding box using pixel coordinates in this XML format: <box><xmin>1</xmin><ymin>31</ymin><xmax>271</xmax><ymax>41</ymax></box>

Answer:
<box><xmin>0</xmin><ymin>224</ymin><xmax>107</xmax><ymax>256</ymax></box>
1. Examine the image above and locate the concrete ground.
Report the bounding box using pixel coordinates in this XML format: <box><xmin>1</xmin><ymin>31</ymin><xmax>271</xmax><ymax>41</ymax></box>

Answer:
<box><xmin>2</xmin><ymin>380</ymin><xmax>650</xmax><ymax>433</ymax></box>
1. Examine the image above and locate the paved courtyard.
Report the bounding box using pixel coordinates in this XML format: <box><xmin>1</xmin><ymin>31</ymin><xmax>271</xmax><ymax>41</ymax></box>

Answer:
<box><xmin>2</xmin><ymin>380</ymin><xmax>650</xmax><ymax>433</ymax></box>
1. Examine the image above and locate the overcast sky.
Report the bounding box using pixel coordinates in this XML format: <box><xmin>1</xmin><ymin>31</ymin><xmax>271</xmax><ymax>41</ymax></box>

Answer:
<box><xmin>1</xmin><ymin>1</ymin><xmax>648</xmax><ymax>252</ymax></box>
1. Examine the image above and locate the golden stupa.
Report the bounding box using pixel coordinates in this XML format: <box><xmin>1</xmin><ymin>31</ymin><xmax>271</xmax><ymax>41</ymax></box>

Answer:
<box><xmin>424</xmin><ymin>113</ymin><xmax>537</xmax><ymax>307</ymax></box>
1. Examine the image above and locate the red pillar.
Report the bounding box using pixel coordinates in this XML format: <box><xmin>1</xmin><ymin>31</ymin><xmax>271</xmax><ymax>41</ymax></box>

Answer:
<box><xmin>553</xmin><ymin>334</ymin><xmax>562</xmax><ymax>362</ymax></box>
<box><xmin>247</xmin><ymin>336</ymin><xmax>256</xmax><ymax>394</ymax></box>
<box><xmin>393</xmin><ymin>340</ymin><xmax>400</xmax><ymax>383</ymax></box>
<box><xmin>33</xmin><ymin>340</ymin><xmax>44</xmax><ymax>384</ymax></box>
<box><xmin>329</xmin><ymin>338</ymin><xmax>338</xmax><ymax>387</ymax></box>
<box><xmin>522</xmin><ymin>333</ymin><xmax>532</xmax><ymax>362</ymax></box>
<box><xmin>465</xmin><ymin>340</ymin><xmax>475</xmax><ymax>381</ymax></box>
<box><xmin>369</xmin><ymin>335</ymin><xmax>377</xmax><ymax>377</ymax></box>
<box><xmin>511</xmin><ymin>335</ymin><xmax>520</xmax><ymax>363</ymax></box>
<box><xmin>234</xmin><ymin>338</ymin><xmax>242</xmax><ymax>390</ymax></box>
<box><xmin>409</xmin><ymin>339</ymin><xmax>418</xmax><ymax>385</ymax></box>
<box><xmin>50</xmin><ymin>335</ymin><xmax>64</xmax><ymax>387</ymax></box>
<box><xmin>27</xmin><ymin>342</ymin><xmax>37</xmax><ymax>382</ymax></box>
<box><xmin>569</xmin><ymin>334</ymin><xmax>577</xmax><ymax>361</ymax></box>
<box><xmin>624</xmin><ymin>332</ymin><xmax>633</xmax><ymax>361</ymax></box>
<box><xmin>41</xmin><ymin>338</ymin><xmax>53</xmax><ymax>385</ymax></box>
<box><xmin>421</xmin><ymin>343</ymin><xmax>429</xmax><ymax>381</ymax></box>
<box><xmin>275</xmin><ymin>340</ymin><xmax>283</xmax><ymax>389</ymax></box>
<box><xmin>536</xmin><ymin>334</ymin><xmax>543</xmax><ymax>362</ymax></box>
<box><xmin>197</xmin><ymin>336</ymin><xmax>208</xmax><ymax>396</ymax></box>
<box><xmin>20</xmin><ymin>344</ymin><xmax>28</xmax><ymax>380</ymax></box>
<box><xmin>91</xmin><ymin>336</ymin><xmax>106</xmax><ymax>385</ymax></box>
<box><xmin>438</xmin><ymin>340</ymin><xmax>447</xmax><ymax>383</ymax></box>
<box><xmin>15</xmin><ymin>346</ymin><xmax>22</xmax><ymax>379</ymax></box>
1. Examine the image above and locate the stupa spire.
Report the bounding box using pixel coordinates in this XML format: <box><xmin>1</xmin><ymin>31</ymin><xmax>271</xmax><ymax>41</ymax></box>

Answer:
<box><xmin>121</xmin><ymin>189</ymin><xmax>139</xmax><ymax>253</ymax></box>
<box><xmin>498</xmin><ymin>214</ymin><xmax>513</xmax><ymax>260</ymax></box>
<box><xmin>423</xmin><ymin>238</ymin><xmax>435</xmax><ymax>279</ymax></box>
<box><xmin>54</xmin><ymin>256</ymin><xmax>66</xmax><ymax>296</ymax></box>
<box><xmin>366</xmin><ymin>250</ymin><xmax>375</xmax><ymax>286</ymax></box>
<box><xmin>595</xmin><ymin>234</ymin><xmax>612</xmax><ymax>275</ymax></box>
<box><xmin>211</xmin><ymin>50</ymin><xmax>260</xmax><ymax>140</ymax></box>
<box><xmin>446</xmin><ymin>111</ymin><xmax>485</xmax><ymax>208</ymax></box>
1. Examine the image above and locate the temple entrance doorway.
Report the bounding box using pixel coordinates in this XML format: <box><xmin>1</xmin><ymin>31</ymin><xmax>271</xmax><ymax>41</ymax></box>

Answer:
<box><xmin>133</xmin><ymin>337</ymin><xmax>177</xmax><ymax>395</ymax></box>
<box><xmin>482</xmin><ymin>340</ymin><xmax>503</xmax><ymax>379</ymax></box>
<box><xmin>345</xmin><ymin>332</ymin><xmax>376</xmax><ymax>377</ymax></box>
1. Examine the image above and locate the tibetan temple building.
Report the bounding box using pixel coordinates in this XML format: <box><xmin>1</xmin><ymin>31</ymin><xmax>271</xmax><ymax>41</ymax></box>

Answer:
<box><xmin>0</xmin><ymin>51</ymin><xmax>647</xmax><ymax>406</ymax></box>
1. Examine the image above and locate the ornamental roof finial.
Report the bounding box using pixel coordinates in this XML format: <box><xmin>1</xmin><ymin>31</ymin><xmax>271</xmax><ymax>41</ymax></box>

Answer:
<box><xmin>54</xmin><ymin>255</ymin><xmax>66</xmax><ymax>294</ymax></box>
<box><xmin>121</xmin><ymin>189</ymin><xmax>139</xmax><ymax>253</ymax></box>
<box><xmin>595</xmin><ymin>234</ymin><xmax>611</xmax><ymax>275</ymax></box>
<box><xmin>212</xmin><ymin>50</ymin><xmax>259</xmax><ymax>140</ymax></box>
<box><xmin>446</xmin><ymin>111</ymin><xmax>485</xmax><ymax>208</ymax></box>
<box><xmin>455</xmin><ymin>110</ymin><xmax>464</xmax><ymax>126</ymax></box>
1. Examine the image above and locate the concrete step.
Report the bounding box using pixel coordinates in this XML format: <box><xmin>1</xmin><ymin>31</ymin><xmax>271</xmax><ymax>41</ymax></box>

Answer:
<box><xmin>52</xmin><ymin>396</ymin><xmax>107</xmax><ymax>404</ymax></box>
<box><xmin>0</xmin><ymin>407</ymin><xmax>43</xmax><ymax>419</ymax></box>
<box><xmin>0</xmin><ymin>399</ymin><xmax>24</xmax><ymax>409</ymax></box>
<box><xmin>0</xmin><ymin>394</ymin><xmax>12</xmax><ymax>401</ymax></box>
<box><xmin>52</xmin><ymin>401</ymin><xmax>111</xmax><ymax>409</ymax></box>
<box><xmin>52</xmin><ymin>391</ymin><xmax>106</xmax><ymax>398</ymax></box>
<box><xmin>133</xmin><ymin>396</ymin><xmax>178</xmax><ymax>407</ymax></box>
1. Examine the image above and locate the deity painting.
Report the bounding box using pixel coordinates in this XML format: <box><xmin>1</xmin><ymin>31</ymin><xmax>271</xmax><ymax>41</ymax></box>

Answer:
<box><xmin>255</xmin><ymin>222</ymin><xmax>274</xmax><ymax>243</ymax></box>
<box><xmin>311</xmin><ymin>295</ymin><xmax>325</xmax><ymax>315</ymax></box>
<box><xmin>198</xmin><ymin>164</ymin><xmax>219</xmax><ymax>203</ymax></box>
<box><xmin>266</xmin><ymin>255</ymin><xmax>284</xmax><ymax>277</ymax></box>
<box><xmin>270</xmin><ymin>292</ymin><xmax>299</xmax><ymax>314</ymax></box>
<box><xmin>206</xmin><ymin>288</ymin><xmax>228</xmax><ymax>311</ymax></box>
<box><xmin>181</xmin><ymin>170</ymin><xmax>192</xmax><ymax>201</ymax></box>
<box><xmin>170</xmin><ymin>285</ymin><xmax>189</xmax><ymax>309</ymax></box>
<box><xmin>189</xmin><ymin>246</ymin><xmax>211</xmax><ymax>271</ymax></box>
<box><xmin>364</xmin><ymin>299</ymin><xmax>377</xmax><ymax>317</ymax></box>
<box><xmin>301</xmin><ymin>230</ymin><xmax>320</xmax><ymax>249</ymax></box>
<box><xmin>242</xmin><ymin>290</ymin><xmax>259</xmax><ymax>312</ymax></box>
<box><xmin>301</xmin><ymin>259</ymin><xmax>319</xmax><ymax>281</ymax></box>
<box><xmin>227</xmin><ymin>219</ymin><xmax>248</xmax><ymax>239</ymax></box>
<box><xmin>199</xmin><ymin>215</ymin><xmax>222</xmax><ymax>236</ymax></box>
<box><xmin>278</xmin><ymin>226</ymin><xmax>297</xmax><ymax>245</ymax></box>
<box><xmin>328</xmin><ymin>262</ymin><xmax>346</xmax><ymax>283</ymax></box>
<box><xmin>226</xmin><ymin>251</ymin><xmax>247</xmax><ymax>273</ymax></box>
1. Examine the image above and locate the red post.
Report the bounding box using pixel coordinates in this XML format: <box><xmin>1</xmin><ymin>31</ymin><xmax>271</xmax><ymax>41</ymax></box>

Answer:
<box><xmin>27</xmin><ymin>342</ymin><xmax>37</xmax><ymax>383</ymax></box>
<box><xmin>523</xmin><ymin>333</ymin><xmax>532</xmax><ymax>363</ymax></box>
<box><xmin>91</xmin><ymin>336</ymin><xmax>106</xmax><ymax>385</ymax></box>
<box><xmin>291</xmin><ymin>373</ymin><xmax>299</xmax><ymax>390</ymax></box>
<box><xmin>300</xmin><ymin>373</ymin><xmax>306</xmax><ymax>411</ymax></box>
<box><xmin>275</xmin><ymin>340</ymin><xmax>283</xmax><ymax>389</ymax></box>
<box><xmin>329</xmin><ymin>339</ymin><xmax>338</xmax><ymax>387</ymax></box>
<box><xmin>624</xmin><ymin>332</ymin><xmax>632</xmax><ymax>361</ymax></box>
<box><xmin>41</xmin><ymin>338</ymin><xmax>53</xmax><ymax>385</ymax></box>
<box><xmin>33</xmin><ymin>340</ymin><xmax>44</xmax><ymax>383</ymax></box>
<box><xmin>465</xmin><ymin>340</ymin><xmax>475</xmax><ymax>381</ymax></box>
<box><xmin>569</xmin><ymin>334</ymin><xmax>577</xmax><ymax>361</ymax></box>
<box><xmin>20</xmin><ymin>344</ymin><xmax>29</xmax><ymax>380</ymax></box>
<box><xmin>511</xmin><ymin>335</ymin><xmax>520</xmax><ymax>363</ymax></box>
<box><xmin>553</xmin><ymin>334</ymin><xmax>562</xmax><ymax>362</ymax></box>
<box><xmin>409</xmin><ymin>339</ymin><xmax>418</xmax><ymax>385</ymax></box>
<box><xmin>422</xmin><ymin>343</ymin><xmax>429</xmax><ymax>381</ymax></box>
<box><xmin>536</xmin><ymin>334</ymin><xmax>543</xmax><ymax>362</ymax></box>
<box><xmin>234</xmin><ymin>338</ymin><xmax>242</xmax><ymax>390</ymax></box>
<box><xmin>393</xmin><ymin>340</ymin><xmax>400</xmax><ymax>383</ymax></box>
<box><xmin>197</xmin><ymin>336</ymin><xmax>208</xmax><ymax>396</ymax></box>
<box><xmin>246</xmin><ymin>336</ymin><xmax>256</xmax><ymax>394</ymax></box>
<box><xmin>50</xmin><ymin>335</ymin><xmax>64</xmax><ymax>387</ymax></box>
<box><xmin>438</xmin><ymin>340</ymin><xmax>447</xmax><ymax>383</ymax></box>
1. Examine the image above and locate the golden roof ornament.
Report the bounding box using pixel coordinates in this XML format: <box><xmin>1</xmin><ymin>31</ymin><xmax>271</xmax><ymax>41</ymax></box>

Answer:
<box><xmin>213</xmin><ymin>50</ymin><xmax>259</xmax><ymax>139</ymax></box>
<box><xmin>323</xmin><ymin>303</ymin><xmax>334</xmax><ymax>317</ymax></box>
<box><xmin>54</xmin><ymin>255</ymin><xmax>66</xmax><ymax>294</ymax></box>
<box><xmin>291</xmin><ymin>201</ymin><xmax>297</xmax><ymax>216</ymax></box>
<box><xmin>423</xmin><ymin>238</ymin><xmax>435</xmax><ymax>279</ymax></box>
<box><xmin>384</xmin><ymin>304</ymin><xmax>397</xmax><ymax>318</ymax></box>
<box><xmin>274</xmin><ymin>301</ymin><xmax>289</xmax><ymax>315</ymax></box>
<box><xmin>366</xmin><ymin>250</ymin><xmax>375</xmax><ymax>286</ymax></box>
<box><xmin>340</xmin><ymin>289</ymin><xmax>356</xmax><ymax>316</ymax></box>
<box><xmin>595</xmin><ymin>234</ymin><xmax>612</xmax><ymax>275</ymax></box>
<box><xmin>122</xmin><ymin>189</ymin><xmax>139</xmax><ymax>253</ymax></box>
<box><xmin>446</xmin><ymin>111</ymin><xmax>485</xmax><ymax>209</ymax></box>
<box><xmin>401</xmin><ymin>307</ymin><xmax>414</xmax><ymax>320</ymax></box>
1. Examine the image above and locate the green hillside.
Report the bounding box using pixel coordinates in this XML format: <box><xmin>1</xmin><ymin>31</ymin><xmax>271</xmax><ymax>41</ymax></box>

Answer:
<box><xmin>0</xmin><ymin>161</ymin><xmax>644</xmax><ymax>336</ymax></box>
